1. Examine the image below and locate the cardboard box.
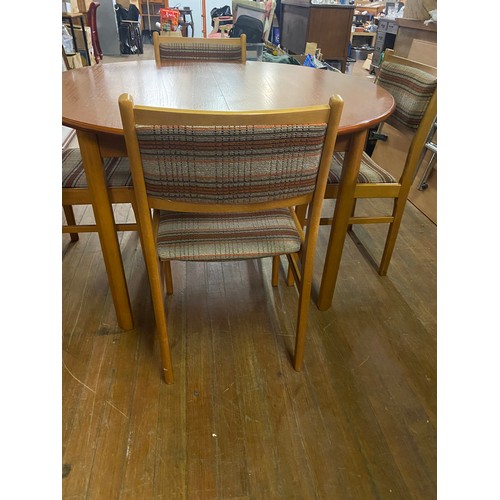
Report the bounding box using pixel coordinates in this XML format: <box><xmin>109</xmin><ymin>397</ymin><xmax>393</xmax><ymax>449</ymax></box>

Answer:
<box><xmin>305</xmin><ymin>42</ymin><xmax>317</xmax><ymax>55</ymax></box>
<box><xmin>407</xmin><ymin>39</ymin><xmax>437</xmax><ymax>68</ymax></box>
<box><xmin>77</xmin><ymin>0</ymin><xmax>93</xmax><ymax>13</ymax></box>
<box><xmin>362</xmin><ymin>53</ymin><xmax>373</xmax><ymax>71</ymax></box>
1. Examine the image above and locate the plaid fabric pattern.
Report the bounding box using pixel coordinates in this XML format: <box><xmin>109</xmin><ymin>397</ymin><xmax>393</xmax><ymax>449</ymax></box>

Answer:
<box><xmin>62</xmin><ymin>149</ymin><xmax>132</xmax><ymax>188</ymax></box>
<box><xmin>156</xmin><ymin>208</ymin><xmax>301</xmax><ymax>261</ymax></box>
<box><xmin>377</xmin><ymin>61</ymin><xmax>437</xmax><ymax>130</ymax></box>
<box><xmin>135</xmin><ymin>124</ymin><xmax>327</xmax><ymax>204</ymax></box>
<box><xmin>159</xmin><ymin>42</ymin><xmax>242</xmax><ymax>61</ymax></box>
<box><xmin>328</xmin><ymin>151</ymin><xmax>397</xmax><ymax>184</ymax></box>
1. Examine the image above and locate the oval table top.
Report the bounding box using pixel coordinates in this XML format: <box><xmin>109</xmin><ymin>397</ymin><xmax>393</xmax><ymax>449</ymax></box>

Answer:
<box><xmin>62</xmin><ymin>60</ymin><xmax>395</xmax><ymax>136</ymax></box>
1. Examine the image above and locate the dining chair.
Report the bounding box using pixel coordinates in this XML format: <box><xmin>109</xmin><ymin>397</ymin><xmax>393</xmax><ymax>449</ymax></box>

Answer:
<box><xmin>208</xmin><ymin>16</ymin><xmax>234</xmax><ymax>37</ymax></box>
<box><xmin>153</xmin><ymin>31</ymin><xmax>247</xmax><ymax>64</ymax></box>
<box><xmin>118</xmin><ymin>92</ymin><xmax>344</xmax><ymax>383</ymax></box>
<box><xmin>62</xmin><ymin>148</ymin><xmax>138</xmax><ymax>242</ymax></box>
<box><xmin>87</xmin><ymin>2</ymin><xmax>103</xmax><ymax>63</ymax></box>
<box><xmin>316</xmin><ymin>49</ymin><xmax>437</xmax><ymax>309</ymax></box>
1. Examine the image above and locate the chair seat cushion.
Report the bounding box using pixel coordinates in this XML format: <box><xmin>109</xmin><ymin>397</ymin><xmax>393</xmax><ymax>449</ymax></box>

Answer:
<box><xmin>62</xmin><ymin>149</ymin><xmax>132</xmax><ymax>188</ymax></box>
<box><xmin>328</xmin><ymin>151</ymin><xmax>397</xmax><ymax>185</ymax></box>
<box><xmin>156</xmin><ymin>208</ymin><xmax>301</xmax><ymax>261</ymax></box>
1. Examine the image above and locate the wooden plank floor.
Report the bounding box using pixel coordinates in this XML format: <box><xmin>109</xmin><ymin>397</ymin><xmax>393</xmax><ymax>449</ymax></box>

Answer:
<box><xmin>62</xmin><ymin>196</ymin><xmax>436</xmax><ymax>499</ymax></box>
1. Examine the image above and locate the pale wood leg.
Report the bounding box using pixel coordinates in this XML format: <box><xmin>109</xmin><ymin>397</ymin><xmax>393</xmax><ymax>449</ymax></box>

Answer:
<box><xmin>76</xmin><ymin>130</ymin><xmax>134</xmax><ymax>330</ymax></box>
<box><xmin>164</xmin><ymin>261</ymin><xmax>174</xmax><ymax>295</ymax></box>
<box><xmin>138</xmin><ymin>204</ymin><xmax>174</xmax><ymax>383</ymax></box>
<box><xmin>347</xmin><ymin>199</ymin><xmax>357</xmax><ymax>233</ymax></box>
<box><xmin>317</xmin><ymin>130</ymin><xmax>368</xmax><ymax>311</ymax></box>
<box><xmin>63</xmin><ymin>205</ymin><xmax>79</xmax><ymax>242</ymax></box>
<box><xmin>293</xmin><ymin>200</ymin><xmax>323</xmax><ymax>371</ymax></box>
<box><xmin>378</xmin><ymin>195</ymin><xmax>408</xmax><ymax>276</ymax></box>
<box><xmin>271</xmin><ymin>255</ymin><xmax>280</xmax><ymax>287</ymax></box>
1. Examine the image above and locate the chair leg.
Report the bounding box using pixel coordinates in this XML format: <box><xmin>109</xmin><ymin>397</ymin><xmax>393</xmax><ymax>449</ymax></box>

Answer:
<box><xmin>63</xmin><ymin>205</ymin><xmax>79</xmax><ymax>242</ymax></box>
<box><xmin>164</xmin><ymin>261</ymin><xmax>174</xmax><ymax>294</ymax></box>
<box><xmin>347</xmin><ymin>199</ymin><xmax>357</xmax><ymax>233</ymax></box>
<box><xmin>146</xmin><ymin>256</ymin><xmax>174</xmax><ymax>384</ymax></box>
<box><xmin>378</xmin><ymin>196</ymin><xmax>407</xmax><ymax>276</ymax></box>
<box><xmin>293</xmin><ymin>243</ymin><xmax>316</xmax><ymax>372</ymax></box>
<box><xmin>139</xmin><ymin>208</ymin><xmax>174</xmax><ymax>383</ymax></box>
<box><xmin>271</xmin><ymin>255</ymin><xmax>280</xmax><ymax>287</ymax></box>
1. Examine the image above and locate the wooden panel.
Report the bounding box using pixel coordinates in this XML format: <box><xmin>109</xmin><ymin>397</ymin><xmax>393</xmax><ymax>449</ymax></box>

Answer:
<box><xmin>308</xmin><ymin>7</ymin><xmax>353</xmax><ymax>60</ymax></box>
<box><xmin>394</xmin><ymin>18</ymin><xmax>437</xmax><ymax>61</ymax></box>
<box><xmin>281</xmin><ymin>2</ymin><xmax>354</xmax><ymax>66</ymax></box>
<box><xmin>280</xmin><ymin>4</ymin><xmax>309</xmax><ymax>55</ymax></box>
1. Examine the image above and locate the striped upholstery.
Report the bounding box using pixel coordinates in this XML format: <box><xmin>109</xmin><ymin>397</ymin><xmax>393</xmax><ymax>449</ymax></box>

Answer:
<box><xmin>159</xmin><ymin>42</ymin><xmax>242</xmax><ymax>61</ymax></box>
<box><xmin>377</xmin><ymin>61</ymin><xmax>437</xmax><ymax>130</ymax></box>
<box><xmin>62</xmin><ymin>148</ymin><xmax>132</xmax><ymax>188</ymax></box>
<box><xmin>156</xmin><ymin>208</ymin><xmax>301</xmax><ymax>261</ymax></box>
<box><xmin>328</xmin><ymin>151</ymin><xmax>397</xmax><ymax>184</ymax></box>
<box><xmin>135</xmin><ymin>124</ymin><xmax>327</xmax><ymax>204</ymax></box>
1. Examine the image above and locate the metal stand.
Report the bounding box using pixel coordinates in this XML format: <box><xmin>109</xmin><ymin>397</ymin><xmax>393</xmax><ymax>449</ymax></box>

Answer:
<box><xmin>414</xmin><ymin>118</ymin><xmax>437</xmax><ymax>191</ymax></box>
<box><xmin>62</xmin><ymin>12</ymin><xmax>91</xmax><ymax>66</ymax></box>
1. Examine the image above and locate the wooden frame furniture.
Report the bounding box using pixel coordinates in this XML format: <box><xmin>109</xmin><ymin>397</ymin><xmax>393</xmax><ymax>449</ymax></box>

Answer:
<box><xmin>62</xmin><ymin>60</ymin><xmax>395</xmax><ymax>332</ymax></box>
<box><xmin>138</xmin><ymin>0</ymin><xmax>169</xmax><ymax>35</ymax></box>
<box><xmin>62</xmin><ymin>149</ymin><xmax>138</xmax><ymax>242</ymax></box>
<box><xmin>316</xmin><ymin>49</ymin><xmax>437</xmax><ymax>310</ymax></box>
<box><xmin>209</xmin><ymin>16</ymin><xmax>233</xmax><ymax>37</ymax></box>
<box><xmin>62</xmin><ymin>11</ymin><xmax>92</xmax><ymax>66</ymax></box>
<box><xmin>119</xmin><ymin>93</ymin><xmax>344</xmax><ymax>383</ymax></box>
<box><xmin>153</xmin><ymin>32</ymin><xmax>247</xmax><ymax>64</ymax></box>
<box><xmin>280</xmin><ymin>0</ymin><xmax>354</xmax><ymax>72</ymax></box>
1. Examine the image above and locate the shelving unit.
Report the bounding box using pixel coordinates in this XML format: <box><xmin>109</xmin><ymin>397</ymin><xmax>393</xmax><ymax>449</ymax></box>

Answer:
<box><xmin>139</xmin><ymin>0</ymin><xmax>169</xmax><ymax>36</ymax></box>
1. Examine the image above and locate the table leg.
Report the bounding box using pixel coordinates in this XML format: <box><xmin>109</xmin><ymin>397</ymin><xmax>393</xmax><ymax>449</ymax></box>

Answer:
<box><xmin>317</xmin><ymin>129</ymin><xmax>368</xmax><ymax>311</ymax></box>
<box><xmin>76</xmin><ymin>130</ymin><xmax>134</xmax><ymax>330</ymax></box>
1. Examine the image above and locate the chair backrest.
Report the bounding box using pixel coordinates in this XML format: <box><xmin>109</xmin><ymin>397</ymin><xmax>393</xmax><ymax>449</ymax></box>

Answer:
<box><xmin>376</xmin><ymin>49</ymin><xmax>437</xmax><ymax>187</ymax></box>
<box><xmin>153</xmin><ymin>32</ymin><xmax>247</xmax><ymax>64</ymax></box>
<box><xmin>376</xmin><ymin>49</ymin><xmax>437</xmax><ymax>132</ymax></box>
<box><xmin>119</xmin><ymin>93</ymin><xmax>343</xmax><ymax>215</ymax></box>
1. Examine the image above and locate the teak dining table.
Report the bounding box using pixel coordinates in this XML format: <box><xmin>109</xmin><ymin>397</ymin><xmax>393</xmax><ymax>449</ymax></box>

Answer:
<box><xmin>62</xmin><ymin>60</ymin><xmax>395</xmax><ymax>330</ymax></box>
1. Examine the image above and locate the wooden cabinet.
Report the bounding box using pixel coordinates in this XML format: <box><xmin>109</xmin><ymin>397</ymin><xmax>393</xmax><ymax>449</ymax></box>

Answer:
<box><xmin>280</xmin><ymin>0</ymin><xmax>354</xmax><ymax>72</ymax></box>
<box><xmin>139</xmin><ymin>0</ymin><xmax>168</xmax><ymax>34</ymax></box>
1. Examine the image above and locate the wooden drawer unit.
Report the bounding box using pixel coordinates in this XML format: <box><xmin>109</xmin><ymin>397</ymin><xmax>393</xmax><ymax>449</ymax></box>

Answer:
<box><xmin>281</xmin><ymin>0</ymin><xmax>354</xmax><ymax>72</ymax></box>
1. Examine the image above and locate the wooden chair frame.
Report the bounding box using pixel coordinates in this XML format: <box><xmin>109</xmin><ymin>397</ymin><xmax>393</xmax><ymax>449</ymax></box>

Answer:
<box><xmin>62</xmin><ymin>152</ymin><xmax>138</xmax><ymax>242</ymax></box>
<box><xmin>119</xmin><ymin>93</ymin><xmax>343</xmax><ymax>383</ymax></box>
<box><xmin>317</xmin><ymin>49</ymin><xmax>437</xmax><ymax>309</ymax></box>
<box><xmin>153</xmin><ymin>31</ymin><xmax>246</xmax><ymax>65</ymax></box>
